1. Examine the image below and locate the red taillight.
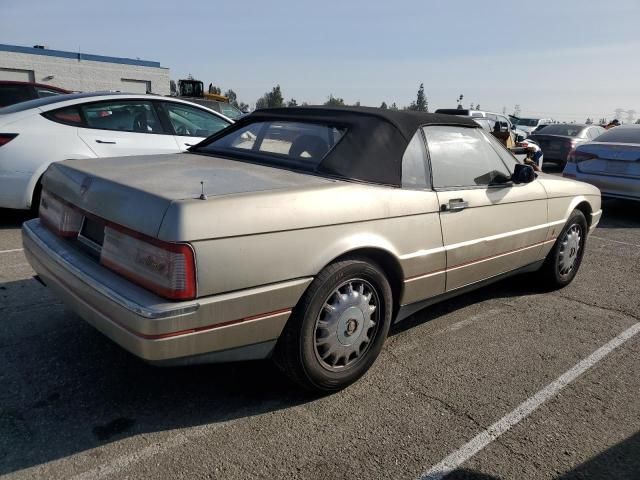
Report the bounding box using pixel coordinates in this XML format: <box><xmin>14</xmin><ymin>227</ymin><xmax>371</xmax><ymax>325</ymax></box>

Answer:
<box><xmin>567</xmin><ymin>148</ymin><xmax>597</xmax><ymax>164</ymax></box>
<box><xmin>39</xmin><ymin>190</ymin><xmax>83</xmax><ymax>237</ymax></box>
<box><xmin>100</xmin><ymin>225</ymin><xmax>196</xmax><ymax>300</ymax></box>
<box><xmin>0</xmin><ymin>133</ymin><xmax>18</xmax><ymax>146</ymax></box>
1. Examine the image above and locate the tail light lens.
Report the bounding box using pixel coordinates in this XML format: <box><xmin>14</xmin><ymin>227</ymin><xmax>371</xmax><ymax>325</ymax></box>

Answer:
<box><xmin>0</xmin><ymin>133</ymin><xmax>18</xmax><ymax>146</ymax></box>
<box><xmin>567</xmin><ymin>149</ymin><xmax>597</xmax><ymax>164</ymax></box>
<box><xmin>100</xmin><ymin>226</ymin><xmax>196</xmax><ymax>300</ymax></box>
<box><xmin>39</xmin><ymin>190</ymin><xmax>83</xmax><ymax>237</ymax></box>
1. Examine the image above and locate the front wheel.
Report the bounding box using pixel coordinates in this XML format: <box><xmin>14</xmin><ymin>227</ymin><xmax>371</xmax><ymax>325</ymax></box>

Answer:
<box><xmin>538</xmin><ymin>209</ymin><xmax>588</xmax><ymax>288</ymax></box>
<box><xmin>274</xmin><ymin>258</ymin><xmax>393</xmax><ymax>392</ymax></box>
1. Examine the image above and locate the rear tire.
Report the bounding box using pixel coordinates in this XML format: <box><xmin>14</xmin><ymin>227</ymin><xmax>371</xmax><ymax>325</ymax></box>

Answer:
<box><xmin>274</xmin><ymin>258</ymin><xmax>392</xmax><ymax>392</ymax></box>
<box><xmin>538</xmin><ymin>209</ymin><xmax>588</xmax><ymax>289</ymax></box>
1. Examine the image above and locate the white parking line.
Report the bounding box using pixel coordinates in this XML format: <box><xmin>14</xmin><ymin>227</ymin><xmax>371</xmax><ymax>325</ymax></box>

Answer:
<box><xmin>418</xmin><ymin>321</ymin><xmax>640</xmax><ymax>480</ymax></box>
<box><xmin>590</xmin><ymin>235</ymin><xmax>640</xmax><ymax>248</ymax></box>
<box><xmin>0</xmin><ymin>248</ymin><xmax>23</xmax><ymax>254</ymax></box>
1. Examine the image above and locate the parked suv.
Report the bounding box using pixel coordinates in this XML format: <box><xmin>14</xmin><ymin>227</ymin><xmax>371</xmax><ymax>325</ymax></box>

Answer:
<box><xmin>513</xmin><ymin>117</ymin><xmax>554</xmax><ymax>138</ymax></box>
<box><xmin>435</xmin><ymin>108</ymin><xmax>515</xmax><ymax>148</ymax></box>
<box><xmin>0</xmin><ymin>81</ymin><xmax>70</xmax><ymax>107</ymax></box>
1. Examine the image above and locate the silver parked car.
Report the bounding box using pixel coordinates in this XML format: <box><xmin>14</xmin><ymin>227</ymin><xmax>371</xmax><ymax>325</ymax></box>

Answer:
<box><xmin>23</xmin><ymin>107</ymin><xmax>601</xmax><ymax>391</ymax></box>
<box><xmin>563</xmin><ymin>124</ymin><xmax>640</xmax><ymax>201</ymax></box>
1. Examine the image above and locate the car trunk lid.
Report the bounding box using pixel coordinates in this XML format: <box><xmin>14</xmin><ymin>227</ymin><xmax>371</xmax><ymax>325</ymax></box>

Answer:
<box><xmin>575</xmin><ymin>142</ymin><xmax>640</xmax><ymax>179</ymax></box>
<box><xmin>529</xmin><ymin>134</ymin><xmax>577</xmax><ymax>158</ymax></box>
<box><xmin>42</xmin><ymin>152</ymin><xmax>334</xmax><ymax>238</ymax></box>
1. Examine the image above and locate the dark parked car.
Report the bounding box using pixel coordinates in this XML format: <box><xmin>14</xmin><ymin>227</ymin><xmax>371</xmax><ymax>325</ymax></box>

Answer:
<box><xmin>563</xmin><ymin>124</ymin><xmax>640</xmax><ymax>202</ymax></box>
<box><xmin>528</xmin><ymin>124</ymin><xmax>606</xmax><ymax>166</ymax></box>
<box><xmin>0</xmin><ymin>81</ymin><xmax>70</xmax><ymax>107</ymax></box>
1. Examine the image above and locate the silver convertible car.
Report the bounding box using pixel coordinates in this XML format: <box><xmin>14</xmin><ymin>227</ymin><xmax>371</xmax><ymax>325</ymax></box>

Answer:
<box><xmin>22</xmin><ymin>107</ymin><xmax>601</xmax><ymax>391</ymax></box>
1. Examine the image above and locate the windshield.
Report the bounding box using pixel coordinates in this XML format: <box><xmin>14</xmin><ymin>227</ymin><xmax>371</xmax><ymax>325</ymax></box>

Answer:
<box><xmin>516</xmin><ymin>118</ymin><xmax>539</xmax><ymax>127</ymax></box>
<box><xmin>195</xmin><ymin>120</ymin><xmax>346</xmax><ymax>170</ymax></box>
<box><xmin>179</xmin><ymin>81</ymin><xmax>203</xmax><ymax>97</ymax></box>
<box><xmin>534</xmin><ymin>124</ymin><xmax>585</xmax><ymax>136</ymax></box>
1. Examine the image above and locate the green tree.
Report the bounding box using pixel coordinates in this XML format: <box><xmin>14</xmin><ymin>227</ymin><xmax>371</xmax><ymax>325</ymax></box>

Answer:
<box><xmin>255</xmin><ymin>85</ymin><xmax>285</xmax><ymax>109</ymax></box>
<box><xmin>287</xmin><ymin>98</ymin><xmax>298</xmax><ymax>107</ymax></box>
<box><xmin>585</xmin><ymin>118</ymin><xmax>593</xmax><ymax>125</ymax></box>
<box><xmin>415</xmin><ymin>83</ymin><xmax>428</xmax><ymax>111</ymax></box>
<box><xmin>405</xmin><ymin>84</ymin><xmax>428</xmax><ymax>112</ymax></box>
<box><xmin>380</xmin><ymin>101</ymin><xmax>388</xmax><ymax>109</ymax></box>
<box><xmin>390</xmin><ymin>102</ymin><xmax>399</xmax><ymax>110</ymax></box>
<box><xmin>324</xmin><ymin>94</ymin><xmax>345</xmax><ymax>106</ymax></box>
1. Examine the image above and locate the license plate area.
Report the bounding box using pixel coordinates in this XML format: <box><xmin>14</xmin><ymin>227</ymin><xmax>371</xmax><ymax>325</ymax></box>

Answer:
<box><xmin>77</xmin><ymin>216</ymin><xmax>105</xmax><ymax>256</ymax></box>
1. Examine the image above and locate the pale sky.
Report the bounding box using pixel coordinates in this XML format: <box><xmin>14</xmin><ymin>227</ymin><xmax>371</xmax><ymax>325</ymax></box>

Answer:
<box><xmin>2</xmin><ymin>0</ymin><xmax>639</xmax><ymax>122</ymax></box>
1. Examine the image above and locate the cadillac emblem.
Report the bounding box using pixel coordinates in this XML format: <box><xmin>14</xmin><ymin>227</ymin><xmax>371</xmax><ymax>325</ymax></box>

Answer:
<box><xmin>80</xmin><ymin>176</ymin><xmax>93</xmax><ymax>197</ymax></box>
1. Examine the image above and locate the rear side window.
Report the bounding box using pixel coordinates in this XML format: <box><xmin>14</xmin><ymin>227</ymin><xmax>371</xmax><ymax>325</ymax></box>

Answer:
<box><xmin>401</xmin><ymin>131</ymin><xmax>430</xmax><ymax>189</ymax></box>
<box><xmin>592</xmin><ymin>127</ymin><xmax>640</xmax><ymax>144</ymax></box>
<box><xmin>423</xmin><ymin>126</ymin><xmax>511</xmax><ymax>188</ymax></box>
<box><xmin>43</xmin><ymin>105</ymin><xmax>84</xmax><ymax>126</ymax></box>
<box><xmin>80</xmin><ymin>100</ymin><xmax>163</xmax><ymax>133</ymax></box>
<box><xmin>0</xmin><ymin>85</ymin><xmax>32</xmax><ymax>107</ymax></box>
<box><xmin>198</xmin><ymin>120</ymin><xmax>346</xmax><ymax>169</ymax></box>
<box><xmin>164</xmin><ymin>102</ymin><xmax>230</xmax><ymax>137</ymax></box>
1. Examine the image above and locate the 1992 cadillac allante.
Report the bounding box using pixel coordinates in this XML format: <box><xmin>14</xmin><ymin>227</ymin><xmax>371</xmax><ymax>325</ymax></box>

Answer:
<box><xmin>23</xmin><ymin>107</ymin><xmax>601</xmax><ymax>391</ymax></box>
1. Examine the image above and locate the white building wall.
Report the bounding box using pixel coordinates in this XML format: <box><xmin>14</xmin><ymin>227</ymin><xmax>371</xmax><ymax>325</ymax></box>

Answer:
<box><xmin>0</xmin><ymin>51</ymin><xmax>170</xmax><ymax>95</ymax></box>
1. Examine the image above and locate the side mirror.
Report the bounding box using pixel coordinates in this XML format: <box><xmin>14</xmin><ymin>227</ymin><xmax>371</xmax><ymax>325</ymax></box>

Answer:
<box><xmin>512</xmin><ymin>164</ymin><xmax>536</xmax><ymax>184</ymax></box>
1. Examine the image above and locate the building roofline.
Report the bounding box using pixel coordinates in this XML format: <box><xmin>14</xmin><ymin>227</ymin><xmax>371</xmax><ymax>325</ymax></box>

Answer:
<box><xmin>0</xmin><ymin>43</ymin><xmax>163</xmax><ymax>68</ymax></box>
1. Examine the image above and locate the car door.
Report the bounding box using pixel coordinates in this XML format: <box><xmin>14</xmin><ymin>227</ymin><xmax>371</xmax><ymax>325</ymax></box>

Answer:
<box><xmin>423</xmin><ymin>125</ymin><xmax>548</xmax><ymax>291</ymax></box>
<box><xmin>398</xmin><ymin>131</ymin><xmax>447</xmax><ymax>305</ymax></box>
<box><xmin>77</xmin><ymin>99</ymin><xmax>180</xmax><ymax>157</ymax></box>
<box><xmin>158</xmin><ymin>101</ymin><xmax>232</xmax><ymax>150</ymax></box>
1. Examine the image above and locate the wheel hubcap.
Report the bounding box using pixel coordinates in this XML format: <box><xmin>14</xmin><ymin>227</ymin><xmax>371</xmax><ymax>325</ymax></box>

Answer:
<box><xmin>558</xmin><ymin>224</ymin><xmax>582</xmax><ymax>276</ymax></box>
<box><xmin>314</xmin><ymin>279</ymin><xmax>379</xmax><ymax>371</ymax></box>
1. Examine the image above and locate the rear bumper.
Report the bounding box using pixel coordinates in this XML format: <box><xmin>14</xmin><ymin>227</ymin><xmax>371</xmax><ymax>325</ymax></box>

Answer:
<box><xmin>566</xmin><ymin>167</ymin><xmax>640</xmax><ymax>202</ymax></box>
<box><xmin>22</xmin><ymin>219</ymin><xmax>311</xmax><ymax>363</ymax></box>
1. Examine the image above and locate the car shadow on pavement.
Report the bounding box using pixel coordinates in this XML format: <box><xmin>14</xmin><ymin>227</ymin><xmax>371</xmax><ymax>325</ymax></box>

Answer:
<box><xmin>598</xmin><ymin>199</ymin><xmax>640</xmax><ymax>229</ymax></box>
<box><xmin>0</xmin><ymin>277</ymin><xmax>313</xmax><ymax>475</ymax></box>
<box><xmin>390</xmin><ymin>273</ymin><xmax>541</xmax><ymax>337</ymax></box>
<box><xmin>0</xmin><ymin>208</ymin><xmax>33</xmax><ymax>229</ymax></box>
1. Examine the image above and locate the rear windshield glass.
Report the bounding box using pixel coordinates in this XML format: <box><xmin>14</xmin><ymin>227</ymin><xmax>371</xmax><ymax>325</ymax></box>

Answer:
<box><xmin>196</xmin><ymin>121</ymin><xmax>346</xmax><ymax>169</ymax></box>
<box><xmin>534</xmin><ymin>125</ymin><xmax>585</xmax><ymax>136</ymax></box>
<box><xmin>516</xmin><ymin>118</ymin><xmax>538</xmax><ymax>127</ymax></box>
<box><xmin>593</xmin><ymin>127</ymin><xmax>640</xmax><ymax>144</ymax></box>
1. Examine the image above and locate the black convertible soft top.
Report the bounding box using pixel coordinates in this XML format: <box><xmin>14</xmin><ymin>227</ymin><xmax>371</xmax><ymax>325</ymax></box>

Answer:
<box><xmin>197</xmin><ymin>106</ymin><xmax>479</xmax><ymax>187</ymax></box>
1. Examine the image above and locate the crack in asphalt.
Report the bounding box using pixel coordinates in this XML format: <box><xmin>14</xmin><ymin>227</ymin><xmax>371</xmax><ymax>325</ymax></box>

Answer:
<box><xmin>385</xmin><ymin>349</ymin><xmax>485</xmax><ymax>430</ymax></box>
<box><xmin>552</xmin><ymin>293</ymin><xmax>640</xmax><ymax>322</ymax></box>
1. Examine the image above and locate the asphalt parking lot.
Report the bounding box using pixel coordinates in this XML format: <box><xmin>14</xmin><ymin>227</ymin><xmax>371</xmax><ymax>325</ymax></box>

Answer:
<box><xmin>1</xmin><ymin>165</ymin><xmax>639</xmax><ymax>480</ymax></box>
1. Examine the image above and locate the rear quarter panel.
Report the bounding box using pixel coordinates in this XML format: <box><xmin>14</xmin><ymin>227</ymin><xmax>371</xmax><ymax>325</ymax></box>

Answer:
<box><xmin>182</xmin><ymin>184</ymin><xmax>445</xmax><ymax>304</ymax></box>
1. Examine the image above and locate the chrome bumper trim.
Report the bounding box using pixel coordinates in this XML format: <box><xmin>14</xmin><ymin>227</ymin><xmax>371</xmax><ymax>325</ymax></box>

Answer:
<box><xmin>22</xmin><ymin>219</ymin><xmax>199</xmax><ymax>319</ymax></box>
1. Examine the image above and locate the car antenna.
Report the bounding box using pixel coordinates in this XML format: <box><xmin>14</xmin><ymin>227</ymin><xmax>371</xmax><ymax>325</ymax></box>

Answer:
<box><xmin>199</xmin><ymin>181</ymin><xmax>207</xmax><ymax>200</ymax></box>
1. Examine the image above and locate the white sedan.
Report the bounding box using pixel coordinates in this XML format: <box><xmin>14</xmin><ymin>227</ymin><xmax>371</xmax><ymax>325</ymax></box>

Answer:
<box><xmin>0</xmin><ymin>92</ymin><xmax>232</xmax><ymax>211</ymax></box>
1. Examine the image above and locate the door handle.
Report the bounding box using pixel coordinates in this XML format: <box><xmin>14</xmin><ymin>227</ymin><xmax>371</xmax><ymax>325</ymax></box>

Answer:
<box><xmin>95</xmin><ymin>140</ymin><xmax>116</xmax><ymax>144</ymax></box>
<box><xmin>441</xmin><ymin>198</ymin><xmax>469</xmax><ymax>211</ymax></box>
